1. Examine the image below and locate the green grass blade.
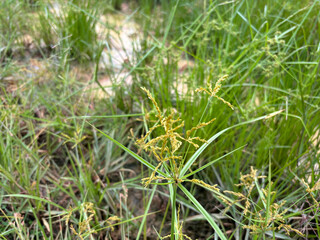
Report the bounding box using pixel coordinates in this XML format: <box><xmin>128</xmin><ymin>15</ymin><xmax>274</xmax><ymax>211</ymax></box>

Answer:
<box><xmin>66</xmin><ymin>114</ymin><xmax>144</xmax><ymax>120</ymax></box>
<box><xmin>169</xmin><ymin>183</ymin><xmax>178</xmax><ymax>240</ymax></box>
<box><xmin>182</xmin><ymin>145</ymin><xmax>246</xmax><ymax>179</ymax></box>
<box><xmin>5</xmin><ymin>194</ymin><xmax>65</xmax><ymax>211</ymax></box>
<box><xmin>87</xmin><ymin>122</ymin><xmax>169</xmax><ymax>178</ymax></box>
<box><xmin>178</xmin><ymin>184</ymin><xmax>227</xmax><ymax>240</ymax></box>
<box><xmin>162</xmin><ymin>0</ymin><xmax>180</xmax><ymax>47</ymax></box>
<box><xmin>136</xmin><ymin>184</ymin><xmax>157</xmax><ymax>240</ymax></box>
<box><xmin>180</xmin><ymin>113</ymin><xmax>279</xmax><ymax>177</ymax></box>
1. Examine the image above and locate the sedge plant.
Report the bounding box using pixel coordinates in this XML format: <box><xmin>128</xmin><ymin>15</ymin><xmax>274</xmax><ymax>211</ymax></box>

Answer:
<box><xmin>91</xmin><ymin>75</ymin><xmax>286</xmax><ymax>239</ymax></box>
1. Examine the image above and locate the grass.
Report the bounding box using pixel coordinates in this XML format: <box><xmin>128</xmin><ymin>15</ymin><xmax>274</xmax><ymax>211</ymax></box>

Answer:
<box><xmin>0</xmin><ymin>0</ymin><xmax>320</xmax><ymax>239</ymax></box>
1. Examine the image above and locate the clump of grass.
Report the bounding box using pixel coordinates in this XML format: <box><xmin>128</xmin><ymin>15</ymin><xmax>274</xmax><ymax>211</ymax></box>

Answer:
<box><xmin>224</xmin><ymin>167</ymin><xmax>310</xmax><ymax>238</ymax></box>
<box><xmin>136</xmin><ymin>80</ymin><xmax>233</xmax><ymax>239</ymax></box>
<box><xmin>99</xmin><ymin>76</ymin><xmax>235</xmax><ymax>239</ymax></box>
<box><xmin>0</xmin><ymin>0</ymin><xmax>25</xmax><ymax>60</ymax></box>
<box><xmin>61</xmin><ymin>5</ymin><xmax>98</xmax><ymax>61</ymax></box>
<box><xmin>34</xmin><ymin>0</ymin><xmax>99</xmax><ymax>62</ymax></box>
<box><xmin>98</xmin><ymin>71</ymin><xmax>291</xmax><ymax>239</ymax></box>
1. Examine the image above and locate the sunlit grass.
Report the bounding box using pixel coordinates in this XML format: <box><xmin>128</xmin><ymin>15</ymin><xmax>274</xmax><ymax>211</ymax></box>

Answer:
<box><xmin>0</xmin><ymin>0</ymin><xmax>319</xmax><ymax>239</ymax></box>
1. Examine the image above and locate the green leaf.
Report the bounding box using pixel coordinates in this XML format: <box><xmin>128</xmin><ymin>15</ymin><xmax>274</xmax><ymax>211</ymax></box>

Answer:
<box><xmin>136</xmin><ymin>184</ymin><xmax>157</xmax><ymax>240</ymax></box>
<box><xmin>182</xmin><ymin>145</ymin><xmax>246</xmax><ymax>179</ymax></box>
<box><xmin>180</xmin><ymin>114</ymin><xmax>278</xmax><ymax>177</ymax></box>
<box><xmin>178</xmin><ymin>184</ymin><xmax>227</xmax><ymax>240</ymax></box>
<box><xmin>5</xmin><ymin>194</ymin><xmax>66</xmax><ymax>211</ymax></box>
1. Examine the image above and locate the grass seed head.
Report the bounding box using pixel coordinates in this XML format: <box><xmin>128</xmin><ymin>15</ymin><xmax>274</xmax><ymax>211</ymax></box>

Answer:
<box><xmin>63</xmin><ymin>202</ymin><xmax>118</xmax><ymax>238</ymax></box>
<box><xmin>137</xmin><ymin>88</ymin><xmax>217</xmax><ymax>187</ymax></box>
<box><xmin>64</xmin><ymin>202</ymin><xmax>96</xmax><ymax>239</ymax></box>
<box><xmin>188</xmin><ymin>179</ymin><xmax>220</xmax><ymax>192</ymax></box>
<box><xmin>105</xmin><ymin>216</ymin><xmax>120</xmax><ymax>231</ymax></box>
<box><xmin>195</xmin><ymin>75</ymin><xmax>234</xmax><ymax>110</ymax></box>
<box><xmin>302</xmin><ymin>179</ymin><xmax>319</xmax><ymax>206</ymax></box>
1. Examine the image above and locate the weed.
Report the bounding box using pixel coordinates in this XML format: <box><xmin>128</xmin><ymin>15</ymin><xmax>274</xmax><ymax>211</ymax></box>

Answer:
<box><xmin>1</xmin><ymin>0</ymin><xmax>320</xmax><ymax>239</ymax></box>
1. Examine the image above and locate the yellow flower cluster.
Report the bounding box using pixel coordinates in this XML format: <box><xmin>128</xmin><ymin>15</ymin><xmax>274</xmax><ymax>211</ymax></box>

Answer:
<box><xmin>137</xmin><ymin>87</ymin><xmax>216</xmax><ymax>186</ymax></box>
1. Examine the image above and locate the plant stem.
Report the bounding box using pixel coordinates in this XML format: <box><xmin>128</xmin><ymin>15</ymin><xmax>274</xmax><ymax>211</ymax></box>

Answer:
<box><xmin>171</xmin><ymin>183</ymin><xmax>177</xmax><ymax>240</ymax></box>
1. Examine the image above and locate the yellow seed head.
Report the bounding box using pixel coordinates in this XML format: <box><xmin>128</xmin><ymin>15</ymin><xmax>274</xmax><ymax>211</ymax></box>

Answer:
<box><xmin>195</xmin><ymin>75</ymin><xmax>234</xmax><ymax>110</ymax></box>
<box><xmin>136</xmin><ymin>88</ymin><xmax>218</xmax><ymax>186</ymax></box>
<box><xmin>189</xmin><ymin>179</ymin><xmax>220</xmax><ymax>192</ymax></box>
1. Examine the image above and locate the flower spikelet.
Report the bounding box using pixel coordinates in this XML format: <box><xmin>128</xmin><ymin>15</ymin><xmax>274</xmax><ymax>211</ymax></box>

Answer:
<box><xmin>278</xmin><ymin>224</ymin><xmax>304</xmax><ymax>237</ymax></box>
<box><xmin>302</xmin><ymin>179</ymin><xmax>319</xmax><ymax>206</ymax></box>
<box><xmin>311</xmin><ymin>180</ymin><xmax>320</xmax><ymax>191</ymax></box>
<box><xmin>141</xmin><ymin>87</ymin><xmax>162</xmax><ymax>121</ymax></box>
<box><xmin>195</xmin><ymin>75</ymin><xmax>234</xmax><ymax>110</ymax></box>
<box><xmin>105</xmin><ymin>216</ymin><xmax>120</xmax><ymax>231</ymax></box>
<box><xmin>63</xmin><ymin>206</ymin><xmax>74</xmax><ymax>226</ymax></box>
<box><xmin>188</xmin><ymin>179</ymin><xmax>220</xmax><ymax>192</ymax></box>
<box><xmin>141</xmin><ymin>162</ymin><xmax>163</xmax><ymax>187</ymax></box>
<box><xmin>223</xmin><ymin>190</ymin><xmax>249</xmax><ymax>214</ymax></box>
<box><xmin>224</xmin><ymin>190</ymin><xmax>246</xmax><ymax>200</ymax></box>
<box><xmin>216</xmin><ymin>194</ymin><xmax>233</xmax><ymax>213</ymax></box>
<box><xmin>186</xmin><ymin>118</ymin><xmax>216</xmax><ymax>138</ymax></box>
<box><xmin>236</xmin><ymin>166</ymin><xmax>266</xmax><ymax>189</ymax></box>
<box><xmin>235</xmin><ymin>167</ymin><xmax>266</xmax><ymax>215</ymax></box>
